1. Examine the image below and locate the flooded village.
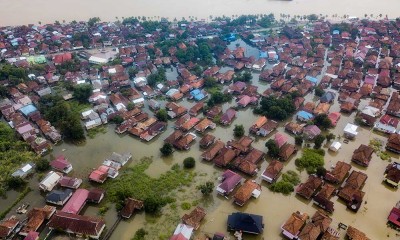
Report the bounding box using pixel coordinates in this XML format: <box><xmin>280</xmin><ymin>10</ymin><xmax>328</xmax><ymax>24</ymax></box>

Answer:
<box><xmin>0</xmin><ymin>12</ymin><xmax>399</xmax><ymax>240</ymax></box>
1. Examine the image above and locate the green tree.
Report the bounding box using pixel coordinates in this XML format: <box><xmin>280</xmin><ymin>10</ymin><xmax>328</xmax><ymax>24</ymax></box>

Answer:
<box><xmin>160</xmin><ymin>143</ymin><xmax>173</xmax><ymax>156</ymax></box>
<box><xmin>313</xmin><ymin>114</ymin><xmax>332</xmax><ymax>130</ymax></box>
<box><xmin>295</xmin><ymin>135</ymin><xmax>303</xmax><ymax>146</ymax></box>
<box><xmin>254</xmin><ymin>96</ymin><xmax>296</xmax><ymax>121</ymax></box>
<box><xmin>314</xmin><ymin>87</ymin><xmax>325</xmax><ymax>97</ymax></box>
<box><xmin>6</xmin><ymin>176</ymin><xmax>27</xmax><ymax>190</ymax></box>
<box><xmin>295</xmin><ymin>148</ymin><xmax>324</xmax><ymax>174</ymax></box>
<box><xmin>144</xmin><ymin>195</ymin><xmax>165</xmax><ymax>213</ymax></box>
<box><xmin>197</xmin><ymin>181</ymin><xmax>214</xmax><ymax>196</ymax></box>
<box><xmin>127</xmin><ymin>102</ymin><xmax>135</xmax><ymax>111</ymax></box>
<box><xmin>73</xmin><ymin>84</ymin><xmax>93</xmax><ymax>103</ymax></box>
<box><xmin>35</xmin><ymin>158</ymin><xmax>50</xmax><ymax>172</ymax></box>
<box><xmin>233</xmin><ymin>124</ymin><xmax>245</xmax><ymax>138</ymax></box>
<box><xmin>88</xmin><ymin>17</ymin><xmax>101</xmax><ymax>27</ymax></box>
<box><xmin>314</xmin><ymin>134</ymin><xmax>326</xmax><ymax>149</ymax></box>
<box><xmin>183</xmin><ymin>157</ymin><xmax>195</xmax><ymax>169</ymax></box>
<box><xmin>156</xmin><ymin>109</ymin><xmax>168</xmax><ymax>122</ymax></box>
<box><xmin>110</xmin><ymin>115</ymin><xmax>124</xmax><ymax>124</ymax></box>
<box><xmin>265</xmin><ymin>139</ymin><xmax>280</xmax><ymax>158</ymax></box>
<box><xmin>326</xmin><ymin>133</ymin><xmax>336</xmax><ymax>142</ymax></box>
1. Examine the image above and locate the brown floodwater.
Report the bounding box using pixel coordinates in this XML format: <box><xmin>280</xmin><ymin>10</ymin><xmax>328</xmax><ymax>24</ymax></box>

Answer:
<box><xmin>0</xmin><ymin>0</ymin><xmax>400</xmax><ymax>26</ymax></box>
<box><xmin>1</xmin><ymin>43</ymin><xmax>400</xmax><ymax>240</ymax></box>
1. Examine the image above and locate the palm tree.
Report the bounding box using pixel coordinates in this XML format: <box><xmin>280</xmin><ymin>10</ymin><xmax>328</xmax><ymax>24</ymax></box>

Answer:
<box><xmin>364</xmin><ymin>14</ymin><xmax>368</xmax><ymax>19</ymax></box>
<box><xmin>379</xmin><ymin>14</ymin><xmax>382</xmax><ymax>18</ymax></box>
<box><xmin>38</xmin><ymin>21</ymin><xmax>41</xmax><ymax>25</ymax></box>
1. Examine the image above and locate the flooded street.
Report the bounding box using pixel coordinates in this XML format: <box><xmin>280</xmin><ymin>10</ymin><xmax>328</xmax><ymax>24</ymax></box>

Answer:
<box><xmin>0</xmin><ymin>0</ymin><xmax>400</xmax><ymax>26</ymax></box>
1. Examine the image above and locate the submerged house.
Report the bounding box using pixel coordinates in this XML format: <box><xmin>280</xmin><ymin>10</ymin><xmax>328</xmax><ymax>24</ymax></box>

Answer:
<box><xmin>48</xmin><ymin>212</ymin><xmax>106</xmax><ymax>239</ymax></box>
<box><xmin>181</xmin><ymin>206</ymin><xmax>206</xmax><ymax>230</ymax></box>
<box><xmin>227</xmin><ymin>212</ymin><xmax>264</xmax><ymax>234</ymax></box>
<box><xmin>46</xmin><ymin>189</ymin><xmax>73</xmax><ymax>206</ymax></box>
<box><xmin>216</xmin><ymin>170</ymin><xmax>242</xmax><ymax>196</ymax></box>
<box><xmin>121</xmin><ymin>198</ymin><xmax>144</xmax><ymax>219</ymax></box>
<box><xmin>351</xmin><ymin>144</ymin><xmax>374</xmax><ymax>167</ymax></box>
<box><xmin>261</xmin><ymin>160</ymin><xmax>284</xmax><ymax>183</ymax></box>
<box><xmin>39</xmin><ymin>171</ymin><xmax>62</xmax><ymax>192</ymax></box>
<box><xmin>281</xmin><ymin>211</ymin><xmax>309</xmax><ymax>239</ymax></box>
<box><xmin>383</xmin><ymin>162</ymin><xmax>400</xmax><ymax>187</ymax></box>
<box><xmin>50</xmin><ymin>155</ymin><xmax>73</xmax><ymax>174</ymax></box>
<box><xmin>233</xmin><ymin>180</ymin><xmax>261</xmax><ymax>206</ymax></box>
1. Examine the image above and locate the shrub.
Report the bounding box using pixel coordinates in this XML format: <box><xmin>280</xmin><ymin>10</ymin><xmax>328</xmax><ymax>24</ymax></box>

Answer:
<box><xmin>233</xmin><ymin>124</ymin><xmax>245</xmax><ymax>138</ymax></box>
<box><xmin>183</xmin><ymin>157</ymin><xmax>195</xmax><ymax>169</ymax></box>
<box><xmin>132</xmin><ymin>228</ymin><xmax>148</xmax><ymax>240</ymax></box>
<box><xmin>197</xmin><ymin>181</ymin><xmax>214</xmax><ymax>196</ymax></box>
<box><xmin>270</xmin><ymin>181</ymin><xmax>295</xmax><ymax>195</ymax></box>
<box><xmin>180</xmin><ymin>202</ymin><xmax>191</xmax><ymax>210</ymax></box>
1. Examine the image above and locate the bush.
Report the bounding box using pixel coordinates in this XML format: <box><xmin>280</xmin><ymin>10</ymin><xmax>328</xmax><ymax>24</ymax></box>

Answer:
<box><xmin>197</xmin><ymin>181</ymin><xmax>214</xmax><ymax>196</ymax></box>
<box><xmin>160</xmin><ymin>143</ymin><xmax>173</xmax><ymax>156</ymax></box>
<box><xmin>183</xmin><ymin>157</ymin><xmax>195</xmax><ymax>169</ymax></box>
<box><xmin>132</xmin><ymin>228</ymin><xmax>148</xmax><ymax>240</ymax></box>
<box><xmin>270</xmin><ymin>181</ymin><xmax>295</xmax><ymax>195</ymax></box>
<box><xmin>281</xmin><ymin>170</ymin><xmax>301</xmax><ymax>185</ymax></box>
<box><xmin>180</xmin><ymin>202</ymin><xmax>191</xmax><ymax>210</ymax></box>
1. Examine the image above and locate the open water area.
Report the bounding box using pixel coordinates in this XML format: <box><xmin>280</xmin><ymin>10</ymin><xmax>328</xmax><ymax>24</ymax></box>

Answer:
<box><xmin>1</xmin><ymin>0</ymin><xmax>400</xmax><ymax>26</ymax></box>
<box><xmin>0</xmin><ymin>37</ymin><xmax>398</xmax><ymax>239</ymax></box>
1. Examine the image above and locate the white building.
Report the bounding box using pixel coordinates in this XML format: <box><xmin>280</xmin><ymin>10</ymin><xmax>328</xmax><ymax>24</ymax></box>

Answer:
<box><xmin>39</xmin><ymin>171</ymin><xmax>62</xmax><ymax>191</ymax></box>
<box><xmin>329</xmin><ymin>141</ymin><xmax>342</xmax><ymax>152</ymax></box>
<box><xmin>344</xmin><ymin>123</ymin><xmax>358</xmax><ymax>139</ymax></box>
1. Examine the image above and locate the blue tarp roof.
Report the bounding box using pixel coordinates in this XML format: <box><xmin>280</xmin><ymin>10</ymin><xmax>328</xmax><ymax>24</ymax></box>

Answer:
<box><xmin>297</xmin><ymin>110</ymin><xmax>314</xmax><ymax>120</ymax></box>
<box><xmin>19</xmin><ymin>104</ymin><xmax>38</xmax><ymax>116</ymax></box>
<box><xmin>305</xmin><ymin>76</ymin><xmax>318</xmax><ymax>84</ymax></box>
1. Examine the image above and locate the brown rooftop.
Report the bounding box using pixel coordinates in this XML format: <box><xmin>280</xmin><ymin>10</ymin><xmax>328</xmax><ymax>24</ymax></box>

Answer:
<box><xmin>181</xmin><ymin>206</ymin><xmax>206</xmax><ymax>230</ymax></box>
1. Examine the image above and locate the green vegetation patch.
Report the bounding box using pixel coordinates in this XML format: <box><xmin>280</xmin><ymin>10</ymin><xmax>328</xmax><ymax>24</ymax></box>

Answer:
<box><xmin>269</xmin><ymin>170</ymin><xmax>300</xmax><ymax>195</ymax></box>
<box><xmin>295</xmin><ymin>148</ymin><xmax>325</xmax><ymax>174</ymax></box>
<box><xmin>104</xmin><ymin>158</ymin><xmax>194</xmax><ymax>213</ymax></box>
<box><xmin>0</xmin><ymin>123</ymin><xmax>39</xmax><ymax>197</ymax></box>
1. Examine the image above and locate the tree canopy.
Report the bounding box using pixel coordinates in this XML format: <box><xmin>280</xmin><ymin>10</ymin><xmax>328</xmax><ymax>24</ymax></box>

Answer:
<box><xmin>295</xmin><ymin>148</ymin><xmax>325</xmax><ymax>174</ymax></box>
<box><xmin>265</xmin><ymin>139</ymin><xmax>280</xmax><ymax>158</ymax></box>
<box><xmin>39</xmin><ymin>95</ymin><xmax>86</xmax><ymax>142</ymax></box>
<box><xmin>254</xmin><ymin>96</ymin><xmax>296</xmax><ymax>121</ymax></box>
<box><xmin>233</xmin><ymin>124</ymin><xmax>245</xmax><ymax>138</ymax></box>
<box><xmin>73</xmin><ymin>84</ymin><xmax>93</xmax><ymax>103</ymax></box>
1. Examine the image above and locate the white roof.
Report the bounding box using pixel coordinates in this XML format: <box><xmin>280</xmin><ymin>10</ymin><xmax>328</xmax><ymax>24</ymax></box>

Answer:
<box><xmin>89</xmin><ymin>56</ymin><xmax>109</xmax><ymax>64</ymax></box>
<box><xmin>21</xmin><ymin>164</ymin><xmax>33</xmax><ymax>172</ymax></box>
<box><xmin>329</xmin><ymin>141</ymin><xmax>342</xmax><ymax>151</ymax></box>
<box><xmin>40</xmin><ymin>171</ymin><xmax>62</xmax><ymax>187</ymax></box>
<box><xmin>361</xmin><ymin>106</ymin><xmax>380</xmax><ymax>117</ymax></box>
<box><xmin>344</xmin><ymin>123</ymin><xmax>358</xmax><ymax>135</ymax></box>
<box><xmin>172</xmin><ymin>224</ymin><xmax>193</xmax><ymax>239</ymax></box>
<box><xmin>132</xmin><ymin>97</ymin><xmax>144</xmax><ymax>104</ymax></box>
<box><xmin>108</xmin><ymin>68</ymin><xmax>117</xmax><ymax>74</ymax></box>
<box><xmin>252</xmin><ymin>189</ymin><xmax>261</xmax><ymax>198</ymax></box>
